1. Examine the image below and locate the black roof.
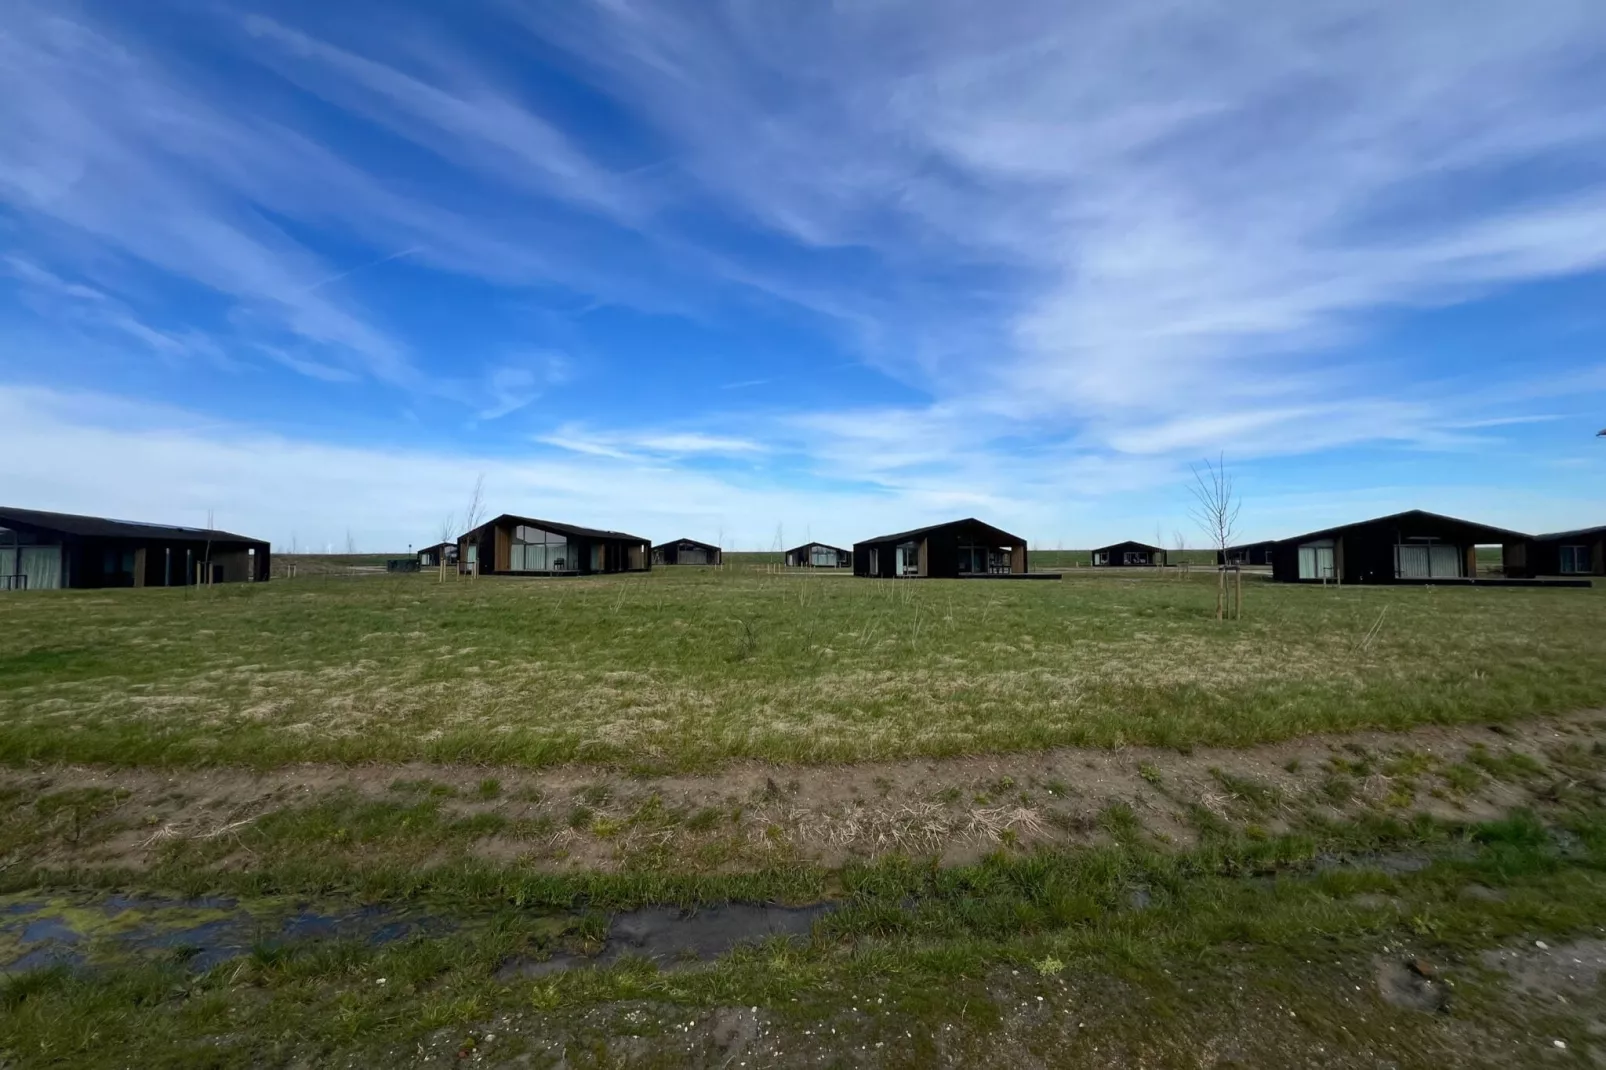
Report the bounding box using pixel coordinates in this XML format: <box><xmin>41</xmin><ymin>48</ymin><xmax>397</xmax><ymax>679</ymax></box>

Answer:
<box><xmin>471</xmin><ymin>513</ymin><xmax>650</xmax><ymax>544</ymax></box>
<box><xmin>653</xmin><ymin>538</ymin><xmax>721</xmax><ymax>552</ymax></box>
<box><xmin>0</xmin><ymin>506</ymin><xmax>263</xmax><ymax>544</ymax></box>
<box><xmin>1279</xmin><ymin>509</ymin><xmax>1531</xmax><ymax>546</ymax></box>
<box><xmin>1092</xmin><ymin>540</ymin><xmax>1165</xmax><ymax>553</ymax></box>
<box><xmin>785</xmin><ymin>541</ymin><xmax>849</xmax><ymax>555</ymax></box>
<box><xmin>856</xmin><ymin>517</ymin><xmax>1025</xmax><ymax>546</ymax></box>
<box><xmin>1533</xmin><ymin>524</ymin><xmax>1606</xmax><ymax>542</ymax></box>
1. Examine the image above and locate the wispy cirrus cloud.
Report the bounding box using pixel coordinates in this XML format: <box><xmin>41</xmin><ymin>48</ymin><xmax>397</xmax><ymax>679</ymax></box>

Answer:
<box><xmin>536</xmin><ymin>424</ymin><xmax>769</xmax><ymax>461</ymax></box>
<box><xmin>239</xmin><ymin>16</ymin><xmax>647</xmax><ymax>222</ymax></box>
<box><xmin>4</xmin><ymin>0</ymin><xmax>1606</xmax><ymax>545</ymax></box>
<box><xmin>519</xmin><ymin>0</ymin><xmax>1606</xmax><ymax>445</ymax></box>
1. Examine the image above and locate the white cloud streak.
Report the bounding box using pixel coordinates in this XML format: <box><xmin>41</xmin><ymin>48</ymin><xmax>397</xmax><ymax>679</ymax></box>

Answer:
<box><xmin>521</xmin><ymin>0</ymin><xmax>1606</xmax><ymax>440</ymax></box>
<box><xmin>3</xmin><ymin>0</ymin><xmax>1606</xmax><ymax>535</ymax></box>
<box><xmin>536</xmin><ymin>425</ymin><xmax>769</xmax><ymax>461</ymax></box>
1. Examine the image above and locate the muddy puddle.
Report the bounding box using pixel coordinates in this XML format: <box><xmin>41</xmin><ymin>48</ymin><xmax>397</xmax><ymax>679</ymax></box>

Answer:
<box><xmin>0</xmin><ymin>845</ymin><xmax>1515</xmax><ymax>979</ymax></box>
<box><xmin>499</xmin><ymin>903</ymin><xmax>834</xmax><ymax>978</ymax></box>
<box><xmin>0</xmin><ymin>894</ymin><xmax>834</xmax><ymax>978</ymax></box>
<box><xmin>0</xmin><ymin>895</ymin><xmax>450</xmax><ymax>974</ymax></box>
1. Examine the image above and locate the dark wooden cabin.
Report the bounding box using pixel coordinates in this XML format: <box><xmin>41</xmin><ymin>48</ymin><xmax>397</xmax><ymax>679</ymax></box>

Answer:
<box><xmin>785</xmin><ymin>542</ymin><xmax>851</xmax><ymax>568</ymax></box>
<box><xmin>1218</xmin><ymin>540</ymin><xmax>1277</xmax><ymax>567</ymax></box>
<box><xmin>853</xmin><ymin>518</ymin><xmax>1032</xmax><ymax>578</ymax></box>
<box><xmin>1524</xmin><ymin>526</ymin><xmax>1606</xmax><ymax>577</ymax></box>
<box><xmin>458</xmin><ymin>515</ymin><xmax>650</xmax><ymax>576</ymax></box>
<box><xmin>417</xmin><ymin>542</ymin><xmax>457</xmax><ymax>568</ymax></box>
<box><xmin>1091</xmin><ymin>541</ymin><xmax>1166</xmax><ymax>567</ymax></box>
<box><xmin>652</xmin><ymin>538</ymin><xmax>722</xmax><ymax>566</ymax></box>
<box><xmin>0</xmin><ymin>506</ymin><xmax>269</xmax><ymax>590</ymax></box>
<box><xmin>1271</xmin><ymin>510</ymin><xmax>1531</xmax><ymax>584</ymax></box>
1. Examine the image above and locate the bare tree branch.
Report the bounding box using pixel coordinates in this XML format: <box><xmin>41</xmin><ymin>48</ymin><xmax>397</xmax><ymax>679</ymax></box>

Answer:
<box><xmin>1187</xmin><ymin>452</ymin><xmax>1241</xmax><ymax>554</ymax></box>
<box><xmin>463</xmin><ymin>474</ymin><xmax>487</xmax><ymax>534</ymax></box>
<box><xmin>1188</xmin><ymin>453</ymin><xmax>1242</xmax><ymax>621</ymax></box>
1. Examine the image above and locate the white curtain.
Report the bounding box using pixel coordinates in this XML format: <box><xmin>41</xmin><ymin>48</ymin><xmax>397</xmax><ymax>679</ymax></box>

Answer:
<box><xmin>1</xmin><ymin>546</ymin><xmax>62</xmax><ymax>590</ymax></box>
<box><xmin>1396</xmin><ymin>545</ymin><xmax>1430</xmax><ymax>578</ymax></box>
<box><xmin>1299</xmin><ymin>544</ymin><xmax>1335</xmax><ymax>580</ymax></box>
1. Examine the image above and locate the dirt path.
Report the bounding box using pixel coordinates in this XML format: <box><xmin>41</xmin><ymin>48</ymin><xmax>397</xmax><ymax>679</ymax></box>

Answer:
<box><xmin>6</xmin><ymin>710</ymin><xmax>1603</xmax><ymax>872</ymax></box>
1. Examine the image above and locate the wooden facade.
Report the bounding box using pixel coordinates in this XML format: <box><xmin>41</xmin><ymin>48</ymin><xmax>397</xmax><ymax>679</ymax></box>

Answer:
<box><xmin>853</xmin><ymin>518</ymin><xmax>1030</xmax><ymax>579</ymax></box>
<box><xmin>1091</xmin><ymin>541</ymin><xmax>1167</xmax><ymax>567</ymax></box>
<box><xmin>458</xmin><ymin>514</ymin><xmax>650</xmax><ymax>577</ymax></box>
<box><xmin>0</xmin><ymin>506</ymin><xmax>269</xmax><ymax>590</ymax></box>
<box><xmin>1524</xmin><ymin>526</ymin><xmax>1606</xmax><ymax>577</ymax></box>
<box><xmin>1271</xmin><ymin>510</ymin><xmax>1531</xmax><ymax>585</ymax></box>
<box><xmin>652</xmin><ymin>539</ymin><xmax>723</xmax><ymax>566</ymax></box>
<box><xmin>785</xmin><ymin>542</ymin><xmax>851</xmax><ymax>568</ymax></box>
<box><xmin>1218</xmin><ymin>541</ymin><xmax>1277</xmax><ymax>567</ymax></box>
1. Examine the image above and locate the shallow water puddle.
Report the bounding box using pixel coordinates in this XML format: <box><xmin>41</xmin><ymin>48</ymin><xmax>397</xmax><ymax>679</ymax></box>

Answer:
<box><xmin>0</xmin><ymin>895</ymin><xmax>448</xmax><ymax>974</ymax></box>
<box><xmin>501</xmin><ymin>902</ymin><xmax>834</xmax><ymax>977</ymax></box>
<box><xmin>0</xmin><ymin>894</ymin><xmax>833</xmax><ymax>977</ymax></box>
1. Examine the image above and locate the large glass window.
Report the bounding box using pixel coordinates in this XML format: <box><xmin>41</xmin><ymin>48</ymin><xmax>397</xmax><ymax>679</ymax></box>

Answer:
<box><xmin>1</xmin><ymin>545</ymin><xmax>62</xmax><ymax>590</ymax></box>
<box><xmin>810</xmin><ymin>545</ymin><xmax>837</xmax><ymax>567</ymax></box>
<box><xmin>1297</xmin><ymin>541</ymin><xmax>1335</xmax><ymax>580</ymax></box>
<box><xmin>1560</xmin><ymin>545</ymin><xmax>1590</xmax><ymax>574</ymax></box>
<box><xmin>958</xmin><ymin>543</ymin><xmax>1011</xmax><ymax>574</ymax></box>
<box><xmin>511</xmin><ymin>525</ymin><xmax>576</xmax><ymax>571</ymax></box>
<box><xmin>1395</xmin><ymin>542</ymin><xmax>1461</xmax><ymax>578</ymax></box>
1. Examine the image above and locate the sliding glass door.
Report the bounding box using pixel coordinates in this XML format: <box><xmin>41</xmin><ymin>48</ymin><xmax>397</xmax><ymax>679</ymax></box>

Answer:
<box><xmin>1297</xmin><ymin>541</ymin><xmax>1335</xmax><ymax>580</ymax></box>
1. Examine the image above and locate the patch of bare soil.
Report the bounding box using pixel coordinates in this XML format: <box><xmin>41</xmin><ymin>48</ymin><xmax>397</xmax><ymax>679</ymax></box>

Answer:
<box><xmin>380</xmin><ymin>949</ymin><xmax>1606</xmax><ymax>1070</ymax></box>
<box><xmin>6</xmin><ymin>710</ymin><xmax>1605</xmax><ymax>873</ymax></box>
<box><xmin>1482</xmin><ymin>938</ymin><xmax>1606</xmax><ymax>1001</ymax></box>
<box><xmin>1376</xmin><ymin>956</ymin><xmax>1451</xmax><ymax>1013</ymax></box>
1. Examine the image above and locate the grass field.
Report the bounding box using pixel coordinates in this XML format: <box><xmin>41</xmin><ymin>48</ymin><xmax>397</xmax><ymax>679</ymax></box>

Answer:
<box><xmin>1</xmin><ymin>567</ymin><xmax>1602</xmax><ymax>769</ymax></box>
<box><xmin>3</xmin><ymin>566</ymin><xmax>1606</xmax><ymax>1067</ymax></box>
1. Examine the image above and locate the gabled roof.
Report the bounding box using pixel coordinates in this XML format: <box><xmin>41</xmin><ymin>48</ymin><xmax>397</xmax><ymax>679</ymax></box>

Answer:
<box><xmin>1224</xmin><ymin>539</ymin><xmax>1280</xmax><ymax>551</ymax></box>
<box><xmin>0</xmin><ymin>506</ymin><xmax>262</xmax><ymax>544</ymax></box>
<box><xmin>469</xmin><ymin>514</ymin><xmax>650</xmax><ymax>544</ymax></box>
<box><xmin>856</xmin><ymin>517</ymin><xmax>1025</xmax><ymax>546</ymax></box>
<box><xmin>1533</xmin><ymin>524</ymin><xmax>1606</xmax><ymax>542</ymax></box>
<box><xmin>1092</xmin><ymin>540</ymin><xmax>1165</xmax><ymax>553</ymax></box>
<box><xmin>1279</xmin><ymin>509</ymin><xmax>1531</xmax><ymax>546</ymax></box>
<box><xmin>653</xmin><ymin>538</ymin><xmax>721</xmax><ymax>552</ymax></box>
<box><xmin>785</xmin><ymin>542</ymin><xmax>849</xmax><ymax>555</ymax></box>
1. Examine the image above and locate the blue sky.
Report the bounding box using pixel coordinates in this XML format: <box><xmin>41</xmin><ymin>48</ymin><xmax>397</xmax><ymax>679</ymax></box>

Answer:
<box><xmin>2</xmin><ymin>0</ymin><xmax>1605</xmax><ymax>552</ymax></box>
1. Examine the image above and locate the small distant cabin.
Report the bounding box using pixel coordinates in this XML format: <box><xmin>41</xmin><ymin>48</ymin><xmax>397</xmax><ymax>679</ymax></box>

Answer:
<box><xmin>854</xmin><ymin>518</ymin><xmax>1032</xmax><ymax>579</ymax></box>
<box><xmin>1525</xmin><ymin>526</ymin><xmax>1606</xmax><ymax>577</ymax></box>
<box><xmin>652</xmin><ymin>539</ymin><xmax>722</xmax><ymax>566</ymax></box>
<box><xmin>1272</xmin><ymin>510</ymin><xmax>1531</xmax><ymax>584</ymax></box>
<box><xmin>1218</xmin><ymin>540</ymin><xmax>1277</xmax><ymax>567</ymax></box>
<box><xmin>785</xmin><ymin>542</ymin><xmax>851</xmax><ymax>568</ymax></box>
<box><xmin>0</xmin><ymin>506</ymin><xmax>269</xmax><ymax>590</ymax></box>
<box><xmin>417</xmin><ymin>542</ymin><xmax>457</xmax><ymax>568</ymax></box>
<box><xmin>1091</xmin><ymin>541</ymin><xmax>1166</xmax><ymax>567</ymax></box>
<box><xmin>458</xmin><ymin>515</ymin><xmax>650</xmax><ymax>576</ymax></box>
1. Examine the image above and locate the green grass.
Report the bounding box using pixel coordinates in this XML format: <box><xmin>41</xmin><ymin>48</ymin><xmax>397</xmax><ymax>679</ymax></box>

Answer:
<box><xmin>6</xmin><ymin>803</ymin><xmax>1606</xmax><ymax>1067</ymax></box>
<box><xmin>1</xmin><ymin>568</ymin><xmax>1604</xmax><ymax>769</ymax></box>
